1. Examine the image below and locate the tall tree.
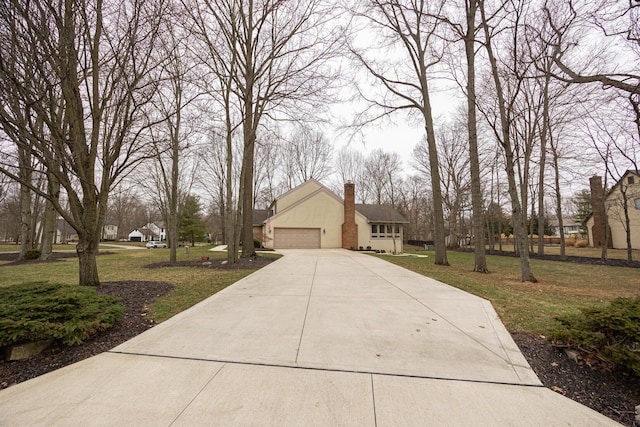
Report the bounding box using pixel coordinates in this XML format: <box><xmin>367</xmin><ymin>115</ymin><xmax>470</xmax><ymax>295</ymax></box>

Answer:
<box><xmin>0</xmin><ymin>0</ymin><xmax>164</xmax><ymax>286</ymax></box>
<box><xmin>186</xmin><ymin>0</ymin><xmax>342</xmax><ymax>258</ymax></box>
<box><xmin>479</xmin><ymin>0</ymin><xmax>536</xmax><ymax>281</ymax></box>
<box><xmin>436</xmin><ymin>0</ymin><xmax>488</xmax><ymax>269</ymax></box>
<box><xmin>146</xmin><ymin>13</ymin><xmax>200</xmax><ymax>264</ymax></box>
<box><xmin>351</xmin><ymin>0</ymin><xmax>449</xmax><ymax>265</ymax></box>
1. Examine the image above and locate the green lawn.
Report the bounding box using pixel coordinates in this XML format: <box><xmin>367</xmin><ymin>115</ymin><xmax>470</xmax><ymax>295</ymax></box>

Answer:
<box><xmin>0</xmin><ymin>246</ymin><xmax>279</xmax><ymax>323</ymax></box>
<box><xmin>378</xmin><ymin>250</ymin><xmax>640</xmax><ymax>335</ymax></box>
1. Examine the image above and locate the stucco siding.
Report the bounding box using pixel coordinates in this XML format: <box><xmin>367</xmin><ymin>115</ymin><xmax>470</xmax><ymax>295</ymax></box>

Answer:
<box><xmin>356</xmin><ymin>217</ymin><xmax>403</xmax><ymax>253</ymax></box>
<box><xmin>263</xmin><ymin>190</ymin><xmax>344</xmax><ymax>249</ymax></box>
<box><xmin>587</xmin><ymin>183</ymin><xmax>640</xmax><ymax>249</ymax></box>
<box><xmin>276</xmin><ymin>180</ymin><xmax>323</xmax><ymax>213</ymax></box>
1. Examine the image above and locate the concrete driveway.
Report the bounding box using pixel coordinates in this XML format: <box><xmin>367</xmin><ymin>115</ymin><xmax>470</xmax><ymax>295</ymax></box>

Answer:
<box><xmin>0</xmin><ymin>249</ymin><xmax>620</xmax><ymax>426</ymax></box>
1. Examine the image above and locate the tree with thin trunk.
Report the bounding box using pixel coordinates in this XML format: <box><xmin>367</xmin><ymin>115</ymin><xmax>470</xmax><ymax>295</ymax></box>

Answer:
<box><xmin>351</xmin><ymin>0</ymin><xmax>449</xmax><ymax>265</ymax></box>
<box><xmin>435</xmin><ymin>0</ymin><xmax>488</xmax><ymax>269</ymax></box>
<box><xmin>145</xmin><ymin>14</ymin><xmax>200</xmax><ymax>264</ymax></box>
<box><xmin>0</xmin><ymin>0</ymin><xmax>165</xmax><ymax>286</ymax></box>
<box><xmin>478</xmin><ymin>0</ymin><xmax>536</xmax><ymax>281</ymax></box>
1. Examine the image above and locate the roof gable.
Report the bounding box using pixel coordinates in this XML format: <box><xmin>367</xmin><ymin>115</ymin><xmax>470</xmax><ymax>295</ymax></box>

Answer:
<box><xmin>270</xmin><ymin>185</ymin><xmax>345</xmax><ymax>222</ymax></box>
<box><xmin>274</xmin><ymin>179</ymin><xmax>325</xmax><ymax>213</ymax></box>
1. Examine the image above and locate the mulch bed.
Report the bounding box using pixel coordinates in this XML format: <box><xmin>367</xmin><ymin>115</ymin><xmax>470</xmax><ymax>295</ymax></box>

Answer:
<box><xmin>457</xmin><ymin>248</ymin><xmax>640</xmax><ymax>268</ymax></box>
<box><xmin>144</xmin><ymin>255</ymin><xmax>276</xmax><ymax>270</ymax></box>
<box><xmin>0</xmin><ymin>281</ymin><xmax>174</xmax><ymax>389</ymax></box>
<box><xmin>0</xmin><ymin>251</ymin><xmax>77</xmax><ymax>264</ymax></box>
<box><xmin>512</xmin><ymin>333</ymin><xmax>640</xmax><ymax>426</ymax></box>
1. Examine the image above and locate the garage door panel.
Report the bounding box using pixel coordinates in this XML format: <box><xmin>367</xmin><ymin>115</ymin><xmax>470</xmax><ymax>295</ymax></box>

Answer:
<box><xmin>274</xmin><ymin>228</ymin><xmax>321</xmax><ymax>249</ymax></box>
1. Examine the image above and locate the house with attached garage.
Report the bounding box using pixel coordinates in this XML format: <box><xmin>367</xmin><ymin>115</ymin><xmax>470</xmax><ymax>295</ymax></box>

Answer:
<box><xmin>256</xmin><ymin>179</ymin><xmax>408</xmax><ymax>253</ymax></box>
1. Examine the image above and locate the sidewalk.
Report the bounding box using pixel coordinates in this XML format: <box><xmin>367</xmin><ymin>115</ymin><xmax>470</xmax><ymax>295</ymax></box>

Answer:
<box><xmin>0</xmin><ymin>249</ymin><xmax>620</xmax><ymax>426</ymax></box>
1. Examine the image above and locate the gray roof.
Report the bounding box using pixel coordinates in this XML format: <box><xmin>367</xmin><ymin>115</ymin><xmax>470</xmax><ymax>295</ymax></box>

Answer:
<box><xmin>355</xmin><ymin>204</ymin><xmax>408</xmax><ymax>223</ymax></box>
<box><xmin>253</xmin><ymin>209</ymin><xmax>269</xmax><ymax>226</ymax></box>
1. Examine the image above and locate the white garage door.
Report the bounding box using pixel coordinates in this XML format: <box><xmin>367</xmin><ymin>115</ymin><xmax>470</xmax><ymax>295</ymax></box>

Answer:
<box><xmin>274</xmin><ymin>228</ymin><xmax>321</xmax><ymax>249</ymax></box>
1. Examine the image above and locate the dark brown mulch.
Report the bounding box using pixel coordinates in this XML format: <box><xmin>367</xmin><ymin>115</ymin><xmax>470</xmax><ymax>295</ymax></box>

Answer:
<box><xmin>144</xmin><ymin>255</ymin><xmax>276</xmax><ymax>270</ymax></box>
<box><xmin>0</xmin><ymin>281</ymin><xmax>174</xmax><ymax>390</ymax></box>
<box><xmin>0</xmin><ymin>251</ymin><xmax>78</xmax><ymax>265</ymax></box>
<box><xmin>0</xmin><ymin>251</ymin><xmax>117</xmax><ymax>267</ymax></box>
<box><xmin>512</xmin><ymin>333</ymin><xmax>640</xmax><ymax>426</ymax></box>
<box><xmin>459</xmin><ymin>248</ymin><xmax>640</xmax><ymax>268</ymax></box>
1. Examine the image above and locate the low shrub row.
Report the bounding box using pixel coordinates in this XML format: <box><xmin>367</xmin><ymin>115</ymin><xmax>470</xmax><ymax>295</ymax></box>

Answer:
<box><xmin>0</xmin><ymin>282</ymin><xmax>123</xmax><ymax>347</ymax></box>
<box><xmin>551</xmin><ymin>297</ymin><xmax>640</xmax><ymax>375</ymax></box>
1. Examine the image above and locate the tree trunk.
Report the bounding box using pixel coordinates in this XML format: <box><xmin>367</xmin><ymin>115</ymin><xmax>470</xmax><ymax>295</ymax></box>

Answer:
<box><xmin>169</xmin><ymin>126</ymin><xmax>179</xmax><ymax>264</ymax></box>
<box><xmin>480</xmin><ymin>0</ymin><xmax>535</xmax><ymax>281</ymax></box>
<box><xmin>40</xmin><ymin>198</ymin><xmax>57</xmax><ymax>260</ymax></box>
<box><xmin>552</xmin><ymin>147</ymin><xmax>566</xmax><ymax>260</ymax></box>
<box><xmin>225</xmin><ymin>134</ymin><xmax>236</xmax><ymax>263</ymax></box>
<box><xmin>421</xmin><ymin>96</ymin><xmax>448</xmax><ymax>265</ymax></box>
<box><xmin>621</xmin><ymin>188</ymin><xmax>632</xmax><ymax>262</ymax></box>
<box><xmin>76</xmin><ymin>236</ymin><xmax>100</xmax><ymax>286</ymax></box>
<box><xmin>18</xmin><ymin>143</ymin><xmax>33</xmax><ymax>258</ymax></box>
<box><xmin>537</xmin><ymin>75</ymin><xmax>550</xmax><ymax>255</ymax></box>
<box><xmin>241</xmin><ymin>119</ymin><xmax>257</xmax><ymax>258</ymax></box>
<box><xmin>19</xmin><ymin>181</ymin><xmax>32</xmax><ymax>258</ymax></box>
<box><xmin>465</xmin><ymin>0</ymin><xmax>487</xmax><ymax>272</ymax></box>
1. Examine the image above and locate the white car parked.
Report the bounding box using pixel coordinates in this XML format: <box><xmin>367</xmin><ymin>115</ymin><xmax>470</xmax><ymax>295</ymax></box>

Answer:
<box><xmin>146</xmin><ymin>241</ymin><xmax>167</xmax><ymax>249</ymax></box>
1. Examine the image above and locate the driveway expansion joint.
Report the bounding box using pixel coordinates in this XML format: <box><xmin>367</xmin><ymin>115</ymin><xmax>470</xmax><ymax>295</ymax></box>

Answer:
<box><xmin>107</xmin><ymin>349</ymin><xmax>545</xmax><ymax>389</ymax></box>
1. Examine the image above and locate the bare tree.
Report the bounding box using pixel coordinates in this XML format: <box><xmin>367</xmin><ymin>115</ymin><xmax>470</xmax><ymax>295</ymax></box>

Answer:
<box><xmin>335</xmin><ymin>147</ymin><xmax>364</xmax><ymax>182</ymax></box>
<box><xmin>362</xmin><ymin>148</ymin><xmax>402</xmax><ymax>205</ymax></box>
<box><xmin>186</xmin><ymin>0</ymin><xmax>343</xmax><ymax>258</ymax></box>
<box><xmin>144</xmin><ymin>13</ymin><xmax>201</xmax><ymax>263</ymax></box>
<box><xmin>478</xmin><ymin>0</ymin><xmax>536</xmax><ymax>281</ymax></box>
<box><xmin>435</xmin><ymin>0</ymin><xmax>488</xmax><ymax>269</ymax></box>
<box><xmin>0</xmin><ymin>0</ymin><xmax>164</xmax><ymax>286</ymax></box>
<box><xmin>413</xmin><ymin>124</ymin><xmax>470</xmax><ymax>249</ymax></box>
<box><xmin>282</xmin><ymin>124</ymin><xmax>333</xmax><ymax>188</ymax></box>
<box><xmin>351</xmin><ymin>0</ymin><xmax>449</xmax><ymax>265</ymax></box>
<box><xmin>544</xmin><ymin>1</ymin><xmax>640</xmax><ymax>96</ymax></box>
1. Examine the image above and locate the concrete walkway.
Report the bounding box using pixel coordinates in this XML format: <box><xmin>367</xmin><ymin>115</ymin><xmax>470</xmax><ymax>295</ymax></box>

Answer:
<box><xmin>0</xmin><ymin>249</ymin><xmax>620</xmax><ymax>426</ymax></box>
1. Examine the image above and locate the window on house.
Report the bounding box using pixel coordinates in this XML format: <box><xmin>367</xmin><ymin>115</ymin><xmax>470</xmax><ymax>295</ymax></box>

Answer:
<box><xmin>371</xmin><ymin>223</ymin><xmax>401</xmax><ymax>239</ymax></box>
<box><xmin>635</xmin><ymin>198</ymin><xmax>640</xmax><ymax>210</ymax></box>
<box><xmin>629</xmin><ymin>176</ymin><xmax>635</xmax><ymax>185</ymax></box>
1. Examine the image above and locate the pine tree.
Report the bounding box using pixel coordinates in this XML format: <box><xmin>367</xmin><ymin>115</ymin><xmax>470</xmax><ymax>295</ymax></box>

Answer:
<box><xmin>178</xmin><ymin>195</ymin><xmax>206</xmax><ymax>246</ymax></box>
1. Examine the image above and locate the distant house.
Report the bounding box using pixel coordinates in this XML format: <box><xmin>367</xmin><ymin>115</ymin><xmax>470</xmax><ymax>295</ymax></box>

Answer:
<box><xmin>53</xmin><ymin>218</ymin><xmax>118</xmax><ymax>243</ymax></box>
<box><xmin>128</xmin><ymin>222</ymin><xmax>166</xmax><ymax>242</ymax></box>
<box><xmin>256</xmin><ymin>179</ymin><xmax>408</xmax><ymax>253</ymax></box>
<box><xmin>548</xmin><ymin>217</ymin><xmax>582</xmax><ymax>237</ymax></box>
<box><xmin>102</xmin><ymin>219</ymin><xmax>118</xmax><ymax>241</ymax></box>
<box><xmin>54</xmin><ymin>218</ymin><xmax>78</xmax><ymax>244</ymax></box>
<box><xmin>585</xmin><ymin>171</ymin><xmax>640</xmax><ymax>249</ymax></box>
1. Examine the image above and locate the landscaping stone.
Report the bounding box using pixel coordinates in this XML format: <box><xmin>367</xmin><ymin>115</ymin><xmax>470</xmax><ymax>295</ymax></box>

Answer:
<box><xmin>5</xmin><ymin>340</ymin><xmax>52</xmax><ymax>361</ymax></box>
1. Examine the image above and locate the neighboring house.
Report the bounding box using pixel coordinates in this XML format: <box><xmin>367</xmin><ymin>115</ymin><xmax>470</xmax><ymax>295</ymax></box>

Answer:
<box><xmin>548</xmin><ymin>217</ymin><xmax>582</xmax><ymax>237</ymax></box>
<box><xmin>253</xmin><ymin>209</ymin><xmax>269</xmax><ymax>246</ymax></box>
<box><xmin>53</xmin><ymin>217</ymin><xmax>117</xmax><ymax>243</ymax></box>
<box><xmin>257</xmin><ymin>179</ymin><xmax>408</xmax><ymax>253</ymax></box>
<box><xmin>54</xmin><ymin>218</ymin><xmax>78</xmax><ymax>244</ymax></box>
<box><xmin>585</xmin><ymin>171</ymin><xmax>640</xmax><ymax>249</ymax></box>
<box><xmin>102</xmin><ymin>220</ymin><xmax>118</xmax><ymax>241</ymax></box>
<box><xmin>128</xmin><ymin>222</ymin><xmax>166</xmax><ymax>242</ymax></box>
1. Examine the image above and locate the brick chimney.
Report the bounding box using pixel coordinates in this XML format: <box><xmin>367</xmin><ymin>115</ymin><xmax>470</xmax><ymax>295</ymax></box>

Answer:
<box><xmin>589</xmin><ymin>176</ymin><xmax>609</xmax><ymax>247</ymax></box>
<box><xmin>342</xmin><ymin>181</ymin><xmax>358</xmax><ymax>249</ymax></box>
